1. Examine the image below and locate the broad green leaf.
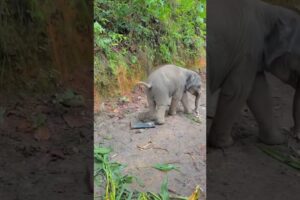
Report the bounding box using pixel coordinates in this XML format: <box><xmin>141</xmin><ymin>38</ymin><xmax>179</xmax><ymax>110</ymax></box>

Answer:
<box><xmin>160</xmin><ymin>176</ymin><xmax>169</xmax><ymax>200</ymax></box>
<box><xmin>153</xmin><ymin>163</ymin><xmax>180</xmax><ymax>172</ymax></box>
<box><xmin>95</xmin><ymin>146</ymin><xmax>112</xmax><ymax>155</ymax></box>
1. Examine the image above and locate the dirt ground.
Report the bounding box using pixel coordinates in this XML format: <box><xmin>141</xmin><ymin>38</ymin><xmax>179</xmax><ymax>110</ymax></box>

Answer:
<box><xmin>94</xmin><ymin>77</ymin><xmax>206</xmax><ymax>198</ymax></box>
<box><xmin>207</xmin><ymin>73</ymin><xmax>300</xmax><ymax>200</ymax></box>
<box><xmin>0</xmin><ymin>92</ymin><xmax>93</xmax><ymax>200</ymax></box>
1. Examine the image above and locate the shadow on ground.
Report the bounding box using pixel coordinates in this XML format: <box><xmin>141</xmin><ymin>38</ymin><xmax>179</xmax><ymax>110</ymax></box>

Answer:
<box><xmin>207</xmin><ymin>73</ymin><xmax>300</xmax><ymax>200</ymax></box>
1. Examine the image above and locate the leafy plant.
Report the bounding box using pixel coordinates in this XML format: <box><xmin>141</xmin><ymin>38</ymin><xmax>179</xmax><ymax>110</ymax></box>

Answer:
<box><xmin>94</xmin><ymin>0</ymin><xmax>206</xmax><ymax>98</ymax></box>
<box><xmin>258</xmin><ymin>145</ymin><xmax>300</xmax><ymax>170</ymax></box>
<box><xmin>94</xmin><ymin>145</ymin><xmax>200</xmax><ymax>200</ymax></box>
<box><xmin>94</xmin><ymin>145</ymin><xmax>135</xmax><ymax>200</ymax></box>
<box><xmin>0</xmin><ymin>0</ymin><xmax>91</xmax><ymax>91</ymax></box>
<box><xmin>185</xmin><ymin>113</ymin><xmax>201</xmax><ymax>124</ymax></box>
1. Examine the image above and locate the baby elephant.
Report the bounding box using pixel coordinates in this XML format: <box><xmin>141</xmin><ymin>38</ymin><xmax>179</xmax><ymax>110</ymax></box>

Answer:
<box><xmin>138</xmin><ymin>64</ymin><xmax>201</xmax><ymax>124</ymax></box>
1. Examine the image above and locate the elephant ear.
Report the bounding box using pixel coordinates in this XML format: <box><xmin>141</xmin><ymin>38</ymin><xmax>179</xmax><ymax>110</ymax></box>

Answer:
<box><xmin>185</xmin><ymin>73</ymin><xmax>201</xmax><ymax>91</ymax></box>
<box><xmin>264</xmin><ymin>14</ymin><xmax>300</xmax><ymax>68</ymax></box>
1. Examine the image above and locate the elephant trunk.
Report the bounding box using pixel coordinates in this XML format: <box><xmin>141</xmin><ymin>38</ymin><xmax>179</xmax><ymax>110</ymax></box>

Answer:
<box><xmin>293</xmin><ymin>81</ymin><xmax>300</xmax><ymax>139</ymax></box>
<box><xmin>195</xmin><ymin>92</ymin><xmax>201</xmax><ymax>112</ymax></box>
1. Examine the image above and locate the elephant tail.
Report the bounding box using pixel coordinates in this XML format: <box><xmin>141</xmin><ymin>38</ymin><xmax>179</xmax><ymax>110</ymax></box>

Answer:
<box><xmin>136</xmin><ymin>81</ymin><xmax>152</xmax><ymax>89</ymax></box>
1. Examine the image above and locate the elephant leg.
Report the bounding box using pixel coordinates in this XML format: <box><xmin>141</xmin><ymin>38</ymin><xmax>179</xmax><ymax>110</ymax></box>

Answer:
<box><xmin>150</xmin><ymin>88</ymin><xmax>170</xmax><ymax>124</ymax></box>
<box><xmin>247</xmin><ymin>72</ymin><xmax>285</xmax><ymax>144</ymax></box>
<box><xmin>155</xmin><ymin>105</ymin><xmax>168</xmax><ymax>125</ymax></box>
<box><xmin>169</xmin><ymin>90</ymin><xmax>184</xmax><ymax>115</ymax></box>
<box><xmin>207</xmin><ymin>89</ymin><xmax>220</xmax><ymax>134</ymax></box>
<box><xmin>209</xmin><ymin>93</ymin><xmax>249</xmax><ymax>147</ymax></box>
<box><xmin>181</xmin><ymin>92</ymin><xmax>192</xmax><ymax>114</ymax></box>
<box><xmin>208</xmin><ymin>63</ymin><xmax>256</xmax><ymax>148</ymax></box>
<box><xmin>138</xmin><ymin>92</ymin><xmax>156</xmax><ymax>121</ymax></box>
<box><xmin>169</xmin><ymin>97</ymin><xmax>180</xmax><ymax>115</ymax></box>
<box><xmin>194</xmin><ymin>93</ymin><xmax>201</xmax><ymax>113</ymax></box>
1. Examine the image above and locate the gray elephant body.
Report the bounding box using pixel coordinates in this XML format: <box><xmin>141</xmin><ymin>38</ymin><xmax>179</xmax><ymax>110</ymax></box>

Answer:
<box><xmin>208</xmin><ymin>0</ymin><xmax>300</xmax><ymax>147</ymax></box>
<box><xmin>138</xmin><ymin>64</ymin><xmax>201</xmax><ymax>124</ymax></box>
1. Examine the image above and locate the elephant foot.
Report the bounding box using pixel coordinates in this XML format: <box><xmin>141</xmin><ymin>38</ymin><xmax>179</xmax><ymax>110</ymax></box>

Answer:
<box><xmin>296</xmin><ymin>130</ymin><xmax>300</xmax><ymax>140</ymax></box>
<box><xmin>155</xmin><ymin>117</ymin><xmax>165</xmax><ymax>125</ymax></box>
<box><xmin>258</xmin><ymin>130</ymin><xmax>286</xmax><ymax>145</ymax></box>
<box><xmin>297</xmin><ymin>133</ymin><xmax>300</xmax><ymax>140</ymax></box>
<box><xmin>208</xmin><ymin>134</ymin><xmax>234</xmax><ymax>148</ymax></box>
<box><xmin>183</xmin><ymin>108</ymin><xmax>192</xmax><ymax>114</ymax></box>
<box><xmin>156</xmin><ymin>106</ymin><xmax>167</xmax><ymax>125</ymax></box>
<box><xmin>168</xmin><ymin>110</ymin><xmax>177</xmax><ymax>116</ymax></box>
<box><xmin>292</xmin><ymin>127</ymin><xmax>300</xmax><ymax>140</ymax></box>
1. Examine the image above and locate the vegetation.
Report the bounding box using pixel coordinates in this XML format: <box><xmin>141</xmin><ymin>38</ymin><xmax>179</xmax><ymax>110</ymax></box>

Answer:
<box><xmin>257</xmin><ymin>145</ymin><xmax>300</xmax><ymax>171</ymax></box>
<box><xmin>0</xmin><ymin>0</ymin><xmax>91</xmax><ymax>92</ymax></box>
<box><xmin>94</xmin><ymin>0</ymin><xmax>206</xmax><ymax>97</ymax></box>
<box><xmin>94</xmin><ymin>146</ymin><xmax>203</xmax><ymax>200</ymax></box>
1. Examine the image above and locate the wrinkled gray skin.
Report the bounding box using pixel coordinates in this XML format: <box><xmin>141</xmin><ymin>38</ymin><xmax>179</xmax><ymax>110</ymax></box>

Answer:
<box><xmin>138</xmin><ymin>64</ymin><xmax>201</xmax><ymax>125</ymax></box>
<box><xmin>208</xmin><ymin>0</ymin><xmax>300</xmax><ymax>148</ymax></box>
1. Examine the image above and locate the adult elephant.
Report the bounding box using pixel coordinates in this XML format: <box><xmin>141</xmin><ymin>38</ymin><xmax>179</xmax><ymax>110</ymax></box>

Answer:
<box><xmin>207</xmin><ymin>0</ymin><xmax>300</xmax><ymax>148</ymax></box>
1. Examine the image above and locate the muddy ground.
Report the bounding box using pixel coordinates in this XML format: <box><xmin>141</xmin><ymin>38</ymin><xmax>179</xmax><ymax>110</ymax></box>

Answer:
<box><xmin>95</xmin><ymin>78</ymin><xmax>206</xmax><ymax>198</ymax></box>
<box><xmin>208</xmin><ymin>73</ymin><xmax>300</xmax><ymax>200</ymax></box>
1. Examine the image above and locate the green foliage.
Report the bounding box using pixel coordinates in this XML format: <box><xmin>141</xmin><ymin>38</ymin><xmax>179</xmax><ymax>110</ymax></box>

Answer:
<box><xmin>94</xmin><ymin>145</ymin><xmax>191</xmax><ymax>200</ymax></box>
<box><xmin>153</xmin><ymin>163</ymin><xmax>180</xmax><ymax>172</ymax></box>
<box><xmin>258</xmin><ymin>145</ymin><xmax>300</xmax><ymax>170</ymax></box>
<box><xmin>0</xmin><ymin>1</ymin><xmax>51</xmax><ymax>85</ymax></box>
<box><xmin>94</xmin><ymin>145</ymin><xmax>134</xmax><ymax>200</ymax></box>
<box><xmin>159</xmin><ymin>177</ymin><xmax>169</xmax><ymax>200</ymax></box>
<box><xmin>0</xmin><ymin>0</ymin><xmax>91</xmax><ymax>91</ymax></box>
<box><xmin>94</xmin><ymin>0</ymin><xmax>206</xmax><ymax>97</ymax></box>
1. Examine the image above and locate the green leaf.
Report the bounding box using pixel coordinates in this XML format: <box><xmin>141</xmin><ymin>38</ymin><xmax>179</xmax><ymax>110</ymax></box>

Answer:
<box><xmin>120</xmin><ymin>174</ymin><xmax>133</xmax><ymax>184</ymax></box>
<box><xmin>116</xmin><ymin>185</ymin><xmax>126</xmax><ymax>200</ymax></box>
<box><xmin>153</xmin><ymin>163</ymin><xmax>180</xmax><ymax>172</ymax></box>
<box><xmin>258</xmin><ymin>145</ymin><xmax>300</xmax><ymax>170</ymax></box>
<box><xmin>126</xmin><ymin>191</ymin><xmax>134</xmax><ymax>200</ymax></box>
<box><xmin>160</xmin><ymin>176</ymin><xmax>169</xmax><ymax>200</ymax></box>
<box><xmin>94</xmin><ymin>21</ymin><xmax>105</xmax><ymax>34</ymax></box>
<box><xmin>94</xmin><ymin>146</ymin><xmax>112</xmax><ymax>155</ymax></box>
